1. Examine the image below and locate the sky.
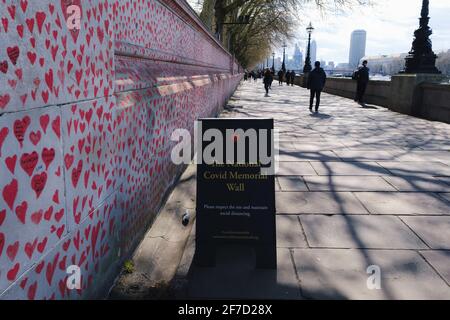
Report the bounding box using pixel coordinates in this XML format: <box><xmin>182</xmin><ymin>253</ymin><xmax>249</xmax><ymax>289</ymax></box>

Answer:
<box><xmin>283</xmin><ymin>0</ymin><xmax>450</xmax><ymax>64</ymax></box>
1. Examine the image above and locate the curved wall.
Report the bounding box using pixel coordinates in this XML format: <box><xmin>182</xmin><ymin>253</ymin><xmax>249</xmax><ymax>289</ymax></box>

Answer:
<box><xmin>0</xmin><ymin>0</ymin><xmax>241</xmax><ymax>299</ymax></box>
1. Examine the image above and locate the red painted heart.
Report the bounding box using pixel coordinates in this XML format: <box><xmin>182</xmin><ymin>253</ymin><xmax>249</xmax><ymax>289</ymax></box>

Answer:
<box><xmin>14</xmin><ymin>116</ymin><xmax>31</xmax><ymax>146</ymax></box>
<box><xmin>0</xmin><ymin>60</ymin><xmax>8</xmax><ymax>74</ymax></box>
<box><xmin>7</xmin><ymin>263</ymin><xmax>20</xmax><ymax>281</ymax></box>
<box><xmin>27</xmin><ymin>282</ymin><xmax>37</xmax><ymax>300</ymax></box>
<box><xmin>55</xmin><ymin>208</ymin><xmax>64</xmax><ymax>222</ymax></box>
<box><xmin>39</xmin><ymin>114</ymin><xmax>50</xmax><ymax>133</ymax></box>
<box><xmin>37</xmin><ymin>237</ymin><xmax>48</xmax><ymax>253</ymax></box>
<box><xmin>20</xmin><ymin>151</ymin><xmax>38</xmax><ymax>177</ymax></box>
<box><xmin>46</xmin><ymin>252</ymin><xmax>60</xmax><ymax>286</ymax></box>
<box><xmin>0</xmin><ymin>94</ymin><xmax>10</xmax><ymax>110</ymax></box>
<box><xmin>7</xmin><ymin>46</ymin><xmax>20</xmax><ymax>65</ymax></box>
<box><xmin>52</xmin><ymin>116</ymin><xmax>61</xmax><ymax>139</ymax></box>
<box><xmin>71</xmin><ymin>160</ymin><xmax>83</xmax><ymax>188</ymax></box>
<box><xmin>52</xmin><ymin>190</ymin><xmax>60</xmax><ymax>204</ymax></box>
<box><xmin>42</xmin><ymin>148</ymin><xmax>55</xmax><ymax>169</ymax></box>
<box><xmin>2</xmin><ymin>179</ymin><xmax>18</xmax><ymax>210</ymax></box>
<box><xmin>0</xmin><ymin>210</ymin><xmax>6</xmax><ymax>226</ymax></box>
<box><xmin>35</xmin><ymin>11</ymin><xmax>46</xmax><ymax>34</ymax></box>
<box><xmin>15</xmin><ymin>201</ymin><xmax>27</xmax><ymax>224</ymax></box>
<box><xmin>44</xmin><ymin>206</ymin><xmax>53</xmax><ymax>221</ymax></box>
<box><xmin>29</xmin><ymin>131</ymin><xmax>42</xmax><ymax>146</ymax></box>
<box><xmin>31</xmin><ymin>210</ymin><xmax>43</xmax><ymax>225</ymax></box>
<box><xmin>35</xmin><ymin>261</ymin><xmax>45</xmax><ymax>274</ymax></box>
<box><xmin>5</xmin><ymin>155</ymin><xmax>17</xmax><ymax>174</ymax></box>
<box><xmin>31</xmin><ymin>172</ymin><xmax>47</xmax><ymax>198</ymax></box>
<box><xmin>0</xmin><ymin>232</ymin><xmax>5</xmax><ymax>257</ymax></box>
<box><xmin>7</xmin><ymin>241</ymin><xmax>19</xmax><ymax>261</ymax></box>
<box><xmin>0</xmin><ymin>127</ymin><xmax>9</xmax><ymax>155</ymax></box>
<box><xmin>25</xmin><ymin>239</ymin><xmax>37</xmax><ymax>259</ymax></box>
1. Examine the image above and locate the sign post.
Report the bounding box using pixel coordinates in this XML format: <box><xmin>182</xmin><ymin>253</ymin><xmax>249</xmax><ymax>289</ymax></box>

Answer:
<box><xmin>195</xmin><ymin>118</ymin><xmax>276</xmax><ymax>269</ymax></box>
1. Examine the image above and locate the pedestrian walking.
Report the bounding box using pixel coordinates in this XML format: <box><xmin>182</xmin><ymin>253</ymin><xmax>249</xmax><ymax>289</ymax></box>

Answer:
<box><xmin>263</xmin><ymin>69</ymin><xmax>273</xmax><ymax>97</ymax></box>
<box><xmin>269</xmin><ymin>69</ymin><xmax>274</xmax><ymax>89</ymax></box>
<box><xmin>353</xmin><ymin>60</ymin><xmax>370</xmax><ymax>105</ymax></box>
<box><xmin>290</xmin><ymin>71</ymin><xmax>295</xmax><ymax>86</ymax></box>
<box><xmin>277</xmin><ymin>69</ymin><xmax>284</xmax><ymax>86</ymax></box>
<box><xmin>307</xmin><ymin>61</ymin><xmax>327</xmax><ymax>113</ymax></box>
<box><xmin>285</xmin><ymin>70</ymin><xmax>291</xmax><ymax>85</ymax></box>
<box><xmin>251</xmin><ymin>71</ymin><xmax>257</xmax><ymax>83</ymax></box>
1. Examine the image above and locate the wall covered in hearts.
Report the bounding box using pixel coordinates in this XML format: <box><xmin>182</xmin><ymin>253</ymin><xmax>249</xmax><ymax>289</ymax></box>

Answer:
<box><xmin>0</xmin><ymin>0</ymin><xmax>242</xmax><ymax>299</ymax></box>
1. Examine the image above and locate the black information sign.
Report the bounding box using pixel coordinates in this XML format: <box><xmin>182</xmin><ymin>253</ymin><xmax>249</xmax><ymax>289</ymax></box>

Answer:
<box><xmin>195</xmin><ymin>118</ymin><xmax>276</xmax><ymax>269</ymax></box>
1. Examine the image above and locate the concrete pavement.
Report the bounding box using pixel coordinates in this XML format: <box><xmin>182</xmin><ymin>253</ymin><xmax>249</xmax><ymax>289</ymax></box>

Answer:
<box><xmin>112</xmin><ymin>80</ymin><xmax>450</xmax><ymax>300</ymax></box>
<box><xmin>178</xmin><ymin>80</ymin><xmax>450</xmax><ymax>300</ymax></box>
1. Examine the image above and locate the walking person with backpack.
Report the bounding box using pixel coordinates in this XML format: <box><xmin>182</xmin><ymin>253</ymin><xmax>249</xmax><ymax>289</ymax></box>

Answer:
<box><xmin>307</xmin><ymin>61</ymin><xmax>327</xmax><ymax>113</ymax></box>
<box><xmin>353</xmin><ymin>60</ymin><xmax>370</xmax><ymax>105</ymax></box>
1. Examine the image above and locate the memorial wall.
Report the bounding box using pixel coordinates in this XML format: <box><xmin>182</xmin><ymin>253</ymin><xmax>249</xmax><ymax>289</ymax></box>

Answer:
<box><xmin>0</xmin><ymin>0</ymin><xmax>242</xmax><ymax>299</ymax></box>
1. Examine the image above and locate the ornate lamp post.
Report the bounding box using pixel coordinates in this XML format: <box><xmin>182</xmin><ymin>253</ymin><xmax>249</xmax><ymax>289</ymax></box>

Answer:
<box><xmin>282</xmin><ymin>43</ymin><xmax>287</xmax><ymax>73</ymax></box>
<box><xmin>303</xmin><ymin>22</ymin><xmax>314</xmax><ymax>73</ymax></box>
<box><xmin>403</xmin><ymin>0</ymin><xmax>440</xmax><ymax>74</ymax></box>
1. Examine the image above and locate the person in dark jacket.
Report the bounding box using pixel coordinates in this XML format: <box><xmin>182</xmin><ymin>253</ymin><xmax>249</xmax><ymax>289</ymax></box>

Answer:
<box><xmin>269</xmin><ymin>69</ymin><xmax>274</xmax><ymax>89</ymax></box>
<box><xmin>277</xmin><ymin>70</ymin><xmax>284</xmax><ymax>85</ymax></box>
<box><xmin>290</xmin><ymin>71</ymin><xmax>295</xmax><ymax>86</ymax></box>
<box><xmin>354</xmin><ymin>60</ymin><xmax>370</xmax><ymax>104</ymax></box>
<box><xmin>307</xmin><ymin>61</ymin><xmax>327</xmax><ymax>113</ymax></box>
<box><xmin>263</xmin><ymin>69</ymin><xmax>273</xmax><ymax>97</ymax></box>
<box><xmin>285</xmin><ymin>70</ymin><xmax>291</xmax><ymax>85</ymax></box>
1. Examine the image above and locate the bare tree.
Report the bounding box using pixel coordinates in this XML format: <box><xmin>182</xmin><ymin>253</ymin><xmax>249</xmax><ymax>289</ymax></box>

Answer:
<box><xmin>200</xmin><ymin>0</ymin><xmax>371</xmax><ymax>68</ymax></box>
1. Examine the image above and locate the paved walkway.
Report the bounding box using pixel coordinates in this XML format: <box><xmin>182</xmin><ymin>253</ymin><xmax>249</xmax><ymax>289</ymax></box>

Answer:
<box><xmin>175</xmin><ymin>80</ymin><xmax>450</xmax><ymax>300</ymax></box>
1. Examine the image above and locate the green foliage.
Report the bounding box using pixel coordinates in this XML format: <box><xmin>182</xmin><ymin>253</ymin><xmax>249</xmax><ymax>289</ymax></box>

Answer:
<box><xmin>123</xmin><ymin>260</ymin><xmax>135</xmax><ymax>274</ymax></box>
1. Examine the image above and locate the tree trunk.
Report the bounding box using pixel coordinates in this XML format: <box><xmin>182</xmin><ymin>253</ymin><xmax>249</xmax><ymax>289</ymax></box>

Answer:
<box><xmin>214</xmin><ymin>0</ymin><xmax>225</xmax><ymax>40</ymax></box>
<box><xmin>199</xmin><ymin>0</ymin><xmax>216</xmax><ymax>31</ymax></box>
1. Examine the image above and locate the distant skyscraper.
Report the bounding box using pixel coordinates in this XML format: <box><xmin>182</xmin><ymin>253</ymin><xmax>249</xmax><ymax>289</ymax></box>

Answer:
<box><xmin>310</xmin><ymin>40</ymin><xmax>317</xmax><ymax>64</ymax></box>
<box><xmin>349</xmin><ymin>30</ymin><xmax>367</xmax><ymax>68</ymax></box>
<box><xmin>293</xmin><ymin>43</ymin><xmax>303</xmax><ymax>70</ymax></box>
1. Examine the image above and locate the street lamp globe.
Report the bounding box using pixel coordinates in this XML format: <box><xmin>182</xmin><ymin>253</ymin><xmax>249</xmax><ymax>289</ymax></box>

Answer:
<box><xmin>303</xmin><ymin>22</ymin><xmax>314</xmax><ymax>73</ymax></box>
<box><xmin>306</xmin><ymin>22</ymin><xmax>314</xmax><ymax>34</ymax></box>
